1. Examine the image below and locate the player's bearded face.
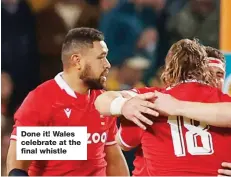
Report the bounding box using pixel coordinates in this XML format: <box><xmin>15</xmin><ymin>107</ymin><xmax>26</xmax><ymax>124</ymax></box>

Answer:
<box><xmin>80</xmin><ymin>64</ymin><xmax>108</xmax><ymax>90</ymax></box>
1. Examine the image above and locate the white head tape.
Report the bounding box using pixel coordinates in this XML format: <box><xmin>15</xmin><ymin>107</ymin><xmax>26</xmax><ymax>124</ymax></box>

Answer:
<box><xmin>207</xmin><ymin>57</ymin><xmax>225</xmax><ymax>72</ymax></box>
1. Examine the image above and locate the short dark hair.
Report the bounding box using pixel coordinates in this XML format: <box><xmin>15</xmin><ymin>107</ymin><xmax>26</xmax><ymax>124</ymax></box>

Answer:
<box><xmin>205</xmin><ymin>46</ymin><xmax>225</xmax><ymax>62</ymax></box>
<box><xmin>61</xmin><ymin>27</ymin><xmax>104</xmax><ymax>63</ymax></box>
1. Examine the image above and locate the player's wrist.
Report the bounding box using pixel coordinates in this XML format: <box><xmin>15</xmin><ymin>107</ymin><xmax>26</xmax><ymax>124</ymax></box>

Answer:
<box><xmin>110</xmin><ymin>96</ymin><xmax>129</xmax><ymax>115</ymax></box>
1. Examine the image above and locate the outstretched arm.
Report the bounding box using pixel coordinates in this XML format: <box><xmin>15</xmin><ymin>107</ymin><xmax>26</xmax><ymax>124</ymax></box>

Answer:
<box><xmin>176</xmin><ymin>102</ymin><xmax>231</xmax><ymax>127</ymax></box>
<box><xmin>95</xmin><ymin>91</ymin><xmax>159</xmax><ymax>129</ymax></box>
<box><xmin>94</xmin><ymin>91</ymin><xmax>124</xmax><ymax>116</ymax></box>
<box><xmin>152</xmin><ymin>91</ymin><xmax>231</xmax><ymax>128</ymax></box>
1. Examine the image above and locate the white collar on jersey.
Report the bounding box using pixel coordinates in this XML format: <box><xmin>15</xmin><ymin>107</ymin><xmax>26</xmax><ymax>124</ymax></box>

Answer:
<box><xmin>54</xmin><ymin>72</ymin><xmax>77</xmax><ymax>98</ymax></box>
<box><xmin>54</xmin><ymin>72</ymin><xmax>91</xmax><ymax>98</ymax></box>
<box><xmin>166</xmin><ymin>79</ymin><xmax>208</xmax><ymax>90</ymax></box>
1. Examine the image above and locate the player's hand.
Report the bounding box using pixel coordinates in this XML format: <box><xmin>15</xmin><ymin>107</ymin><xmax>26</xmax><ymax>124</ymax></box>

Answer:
<box><xmin>218</xmin><ymin>162</ymin><xmax>231</xmax><ymax>176</ymax></box>
<box><xmin>121</xmin><ymin>92</ymin><xmax>159</xmax><ymax>130</ymax></box>
<box><xmin>152</xmin><ymin>91</ymin><xmax>180</xmax><ymax>116</ymax></box>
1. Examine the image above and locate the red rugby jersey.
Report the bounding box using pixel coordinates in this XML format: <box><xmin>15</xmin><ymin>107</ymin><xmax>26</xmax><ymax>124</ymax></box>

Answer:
<box><xmin>119</xmin><ymin>82</ymin><xmax>231</xmax><ymax>176</ymax></box>
<box><xmin>11</xmin><ymin>72</ymin><xmax>117</xmax><ymax>176</ymax></box>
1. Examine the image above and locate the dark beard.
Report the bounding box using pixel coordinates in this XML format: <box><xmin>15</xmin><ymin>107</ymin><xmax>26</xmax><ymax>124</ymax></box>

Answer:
<box><xmin>83</xmin><ymin>78</ymin><xmax>104</xmax><ymax>90</ymax></box>
<box><xmin>80</xmin><ymin>64</ymin><xmax>105</xmax><ymax>90</ymax></box>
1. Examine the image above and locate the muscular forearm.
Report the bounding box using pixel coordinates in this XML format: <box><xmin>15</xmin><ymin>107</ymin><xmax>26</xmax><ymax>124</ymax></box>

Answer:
<box><xmin>105</xmin><ymin>144</ymin><xmax>129</xmax><ymax>176</ymax></box>
<box><xmin>94</xmin><ymin>91</ymin><xmax>124</xmax><ymax>116</ymax></box>
<box><xmin>176</xmin><ymin>102</ymin><xmax>231</xmax><ymax>127</ymax></box>
<box><xmin>95</xmin><ymin>91</ymin><xmax>157</xmax><ymax>129</ymax></box>
<box><xmin>106</xmin><ymin>160</ymin><xmax>129</xmax><ymax>176</ymax></box>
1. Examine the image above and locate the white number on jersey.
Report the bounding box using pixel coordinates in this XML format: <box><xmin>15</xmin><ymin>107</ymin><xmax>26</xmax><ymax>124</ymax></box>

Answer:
<box><xmin>87</xmin><ymin>132</ymin><xmax>107</xmax><ymax>144</ymax></box>
<box><xmin>168</xmin><ymin>116</ymin><xmax>214</xmax><ymax>157</ymax></box>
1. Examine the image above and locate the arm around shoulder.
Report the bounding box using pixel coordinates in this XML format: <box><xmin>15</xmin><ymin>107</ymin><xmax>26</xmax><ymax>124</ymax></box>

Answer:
<box><xmin>176</xmin><ymin>102</ymin><xmax>231</xmax><ymax>128</ymax></box>
<box><xmin>152</xmin><ymin>91</ymin><xmax>231</xmax><ymax>128</ymax></box>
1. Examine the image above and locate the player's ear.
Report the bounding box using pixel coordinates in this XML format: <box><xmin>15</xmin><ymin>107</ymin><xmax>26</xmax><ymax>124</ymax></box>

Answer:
<box><xmin>70</xmin><ymin>53</ymin><xmax>81</xmax><ymax>70</ymax></box>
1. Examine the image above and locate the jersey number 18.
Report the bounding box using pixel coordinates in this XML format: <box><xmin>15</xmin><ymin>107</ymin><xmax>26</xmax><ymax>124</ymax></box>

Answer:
<box><xmin>168</xmin><ymin>116</ymin><xmax>214</xmax><ymax>157</ymax></box>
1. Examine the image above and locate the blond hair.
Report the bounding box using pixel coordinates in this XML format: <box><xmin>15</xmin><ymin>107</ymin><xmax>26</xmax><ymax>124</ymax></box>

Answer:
<box><xmin>161</xmin><ymin>39</ymin><xmax>216</xmax><ymax>87</ymax></box>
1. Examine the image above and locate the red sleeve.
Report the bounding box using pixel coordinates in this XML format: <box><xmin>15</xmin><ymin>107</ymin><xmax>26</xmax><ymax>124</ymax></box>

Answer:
<box><xmin>118</xmin><ymin>119</ymin><xmax>144</xmax><ymax>148</ymax></box>
<box><xmin>105</xmin><ymin>119</ymin><xmax>118</xmax><ymax>146</ymax></box>
<box><xmin>11</xmin><ymin>90</ymin><xmax>50</xmax><ymax>140</ymax></box>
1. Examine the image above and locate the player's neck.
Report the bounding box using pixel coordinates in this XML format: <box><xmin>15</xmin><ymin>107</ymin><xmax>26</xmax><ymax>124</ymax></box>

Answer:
<box><xmin>62</xmin><ymin>71</ymin><xmax>90</xmax><ymax>94</ymax></box>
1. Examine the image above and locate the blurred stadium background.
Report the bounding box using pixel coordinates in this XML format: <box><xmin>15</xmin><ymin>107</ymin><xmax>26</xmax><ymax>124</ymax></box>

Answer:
<box><xmin>1</xmin><ymin>0</ymin><xmax>231</xmax><ymax>175</ymax></box>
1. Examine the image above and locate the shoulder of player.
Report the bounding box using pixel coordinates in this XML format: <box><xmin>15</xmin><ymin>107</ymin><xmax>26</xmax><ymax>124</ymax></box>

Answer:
<box><xmin>198</xmin><ymin>84</ymin><xmax>226</xmax><ymax>98</ymax></box>
<box><xmin>174</xmin><ymin>83</ymin><xmax>231</xmax><ymax>101</ymax></box>
<box><xmin>29</xmin><ymin>79</ymin><xmax>58</xmax><ymax>101</ymax></box>
<box><xmin>14</xmin><ymin>80</ymin><xmax>57</xmax><ymax>123</ymax></box>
